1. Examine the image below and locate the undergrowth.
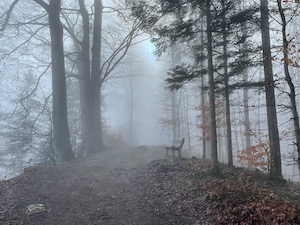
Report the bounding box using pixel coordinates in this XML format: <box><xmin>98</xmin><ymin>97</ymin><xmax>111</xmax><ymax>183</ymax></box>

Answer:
<box><xmin>202</xmin><ymin>173</ymin><xmax>300</xmax><ymax>224</ymax></box>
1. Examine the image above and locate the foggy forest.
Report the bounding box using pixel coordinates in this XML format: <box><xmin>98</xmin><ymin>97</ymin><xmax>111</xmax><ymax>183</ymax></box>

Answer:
<box><xmin>1</xmin><ymin>0</ymin><xmax>300</xmax><ymax>181</ymax></box>
<box><xmin>1</xmin><ymin>0</ymin><xmax>300</xmax><ymax>224</ymax></box>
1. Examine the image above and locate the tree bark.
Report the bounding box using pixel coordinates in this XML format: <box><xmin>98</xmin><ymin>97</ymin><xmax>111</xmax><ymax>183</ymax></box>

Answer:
<box><xmin>221</xmin><ymin>0</ymin><xmax>233</xmax><ymax>167</ymax></box>
<box><xmin>36</xmin><ymin>0</ymin><xmax>73</xmax><ymax>163</ymax></box>
<box><xmin>243</xmin><ymin>74</ymin><xmax>251</xmax><ymax>149</ymax></box>
<box><xmin>206</xmin><ymin>0</ymin><xmax>219</xmax><ymax>175</ymax></box>
<box><xmin>199</xmin><ymin>17</ymin><xmax>207</xmax><ymax>159</ymax></box>
<box><xmin>74</xmin><ymin>0</ymin><xmax>105</xmax><ymax>156</ymax></box>
<box><xmin>239</xmin><ymin>0</ymin><xmax>252</xmax><ymax>150</ymax></box>
<box><xmin>277</xmin><ymin>0</ymin><xmax>300</xmax><ymax>176</ymax></box>
<box><xmin>87</xmin><ymin>0</ymin><xmax>105</xmax><ymax>155</ymax></box>
<box><xmin>77</xmin><ymin>0</ymin><xmax>91</xmax><ymax>156</ymax></box>
<box><xmin>260</xmin><ymin>0</ymin><xmax>282</xmax><ymax>179</ymax></box>
<box><xmin>171</xmin><ymin>45</ymin><xmax>181</xmax><ymax>140</ymax></box>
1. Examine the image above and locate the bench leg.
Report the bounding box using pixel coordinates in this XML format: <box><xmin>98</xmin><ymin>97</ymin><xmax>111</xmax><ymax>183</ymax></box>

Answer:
<box><xmin>178</xmin><ymin>149</ymin><xmax>182</xmax><ymax>158</ymax></box>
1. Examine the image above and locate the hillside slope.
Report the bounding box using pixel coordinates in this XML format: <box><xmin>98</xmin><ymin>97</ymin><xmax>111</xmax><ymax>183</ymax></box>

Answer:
<box><xmin>1</xmin><ymin>146</ymin><xmax>300</xmax><ymax>224</ymax></box>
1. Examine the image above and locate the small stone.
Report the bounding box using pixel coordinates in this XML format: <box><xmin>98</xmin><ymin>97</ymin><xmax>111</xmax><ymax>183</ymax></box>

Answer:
<box><xmin>26</xmin><ymin>204</ymin><xmax>46</xmax><ymax>215</ymax></box>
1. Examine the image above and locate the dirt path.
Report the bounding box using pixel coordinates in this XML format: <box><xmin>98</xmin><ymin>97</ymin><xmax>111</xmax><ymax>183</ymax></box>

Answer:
<box><xmin>1</xmin><ymin>146</ymin><xmax>173</xmax><ymax>225</ymax></box>
<box><xmin>2</xmin><ymin>146</ymin><xmax>300</xmax><ymax>224</ymax></box>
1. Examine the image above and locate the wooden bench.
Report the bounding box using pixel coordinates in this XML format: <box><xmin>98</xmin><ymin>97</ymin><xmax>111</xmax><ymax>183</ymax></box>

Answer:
<box><xmin>165</xmin><ymin>138</ymin><xmax>185</xmax><ymax>158</ymax></box>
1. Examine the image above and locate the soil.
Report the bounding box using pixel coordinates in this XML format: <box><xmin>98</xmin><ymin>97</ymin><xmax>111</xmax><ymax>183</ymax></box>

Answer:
<box><xmin>1</xmin><ymin>146</ymin><xmax>300</xmax><ymax>225</ymax></box>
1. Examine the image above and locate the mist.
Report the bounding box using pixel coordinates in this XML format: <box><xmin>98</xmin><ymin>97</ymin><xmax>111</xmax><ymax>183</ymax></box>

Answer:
<box><xmin>103</xmin><ymin>40</ymin><xmax>166</xmax><ymax>145</ymax></box>
<box><xmin>0</xmin><ymin>0</ymin><xmax>299</xmax><ymax>183</ymax></box>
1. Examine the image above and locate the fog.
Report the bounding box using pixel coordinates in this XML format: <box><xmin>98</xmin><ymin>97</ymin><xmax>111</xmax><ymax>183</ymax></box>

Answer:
<box><xmin>0</xmin><ymin>0</ymin><xmax>299</xmax><ymax>183</ymax></box>
<box><xmin>103</xmin><ymin>40</ymin><xmax>167</xmax><ymax>145</ymax></box>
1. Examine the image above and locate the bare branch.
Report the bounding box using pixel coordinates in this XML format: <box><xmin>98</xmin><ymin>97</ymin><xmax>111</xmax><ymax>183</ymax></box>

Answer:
<box><xmin>8</xmin><ymin>12</ymin><xmax>48</xmax><ymax>27</ymax></box>
<box><xmin>100</xmin><ymin>18</ymin><xmax>146</xmax><ymax>84</ymax></box>
<box><xmin>19</xmin><ymin>62</ymin><xmax>51</xmax><ymax>110</ymax></box>
<box><xmin>100</xmin><ymin>29</ymin><xmax>135</xmax><ymax>83</ymax></box>
<box><xmin>0</xmin><ymin>0</ymin><xmax>20</xmax><ymax>33</ymax></box>
<box><xmin>32</xmin><ymin>0</ymin><xmax>49</xmax><ymax>11</ymax></box>
<box><xmin>1</xmin><ymin>25</ymin><xmax>48</xmax><ymax>60</ymax></box>
<box><xmin>62</xmin><ymin>23</ymin><xmax>80</xmax><ymax>44</ymax></box>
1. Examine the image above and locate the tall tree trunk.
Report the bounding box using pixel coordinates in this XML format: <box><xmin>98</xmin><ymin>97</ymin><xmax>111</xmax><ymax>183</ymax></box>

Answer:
<box><xmin>206</xmin><ymin>0</ymin><xmax>219</xmax><ymax>174</ymax></box>
<box><xmin>76</xmin><ymin>0</ymin><xmax>105</xmax><ymax>156</ymax></box>
<box><xmin>78</xmin><ymin>0</ymin><xmax>92</xmax><ymax>156</ymax></box>
<box><xmin>48</xmin><ymin>0</ymin><xmax>73</xmax><ymax>162</ymax></box>
<box><xmin>243</xmin><ymin>75</ymin><xmax>251</xmax><ymax>149</ymax></box>
<box><xmin>172</xmin><ymin>90</ymin><xmax>177</xmax><ymax>139</ymax></box>
<box><xmin>200</xmin><ymin>17</ymin><xmax>207</xmax><ymax>159</ymax></box>
<box><xmin>239</xmin><ymin>0</ymin><xmax>251</xmax><ymax>150</ymax></box>
<box><xmin>185</xmin><ymin>89</ymin><xmax>191</xmax><ymax>152</ymax></box>
<box><xmin>201</xmin><ymin>76</ymin><xmax>207</xmax><ymax>159</ymax></box>
<box><xmin>260</xmin><ymin>0</ymin><xmax>282</xmax><ymax>179</ymax></box>
<box><xmin>221</xmin><ymin>0</ymin><xmax>233</xmax><ymax>167</ymax></box>
<box><xmin>277</xmin><ymin>0</ymin><xmax>300</xmax><ymax>175</ymax></box>
<box><xmin>171</xmin><ymin>45</ymin><xmax>180</xmax><ymax>140</ymax></box>
<box><xmin>87</xmin><ymin>0</ymin><xmax>105</xmax><ymax>155</ymax></box>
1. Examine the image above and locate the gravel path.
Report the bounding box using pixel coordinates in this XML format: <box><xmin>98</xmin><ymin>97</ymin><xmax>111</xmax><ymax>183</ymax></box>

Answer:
<box><xmin>0</xmin><ymin>146</ymin><xmax>173</xmax><ymax>225</ymax></box>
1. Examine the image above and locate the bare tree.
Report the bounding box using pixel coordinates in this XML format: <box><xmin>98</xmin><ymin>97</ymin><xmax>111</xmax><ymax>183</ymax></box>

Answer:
<box><xmin>63</xmin><ymin>0</ymin><xmax>149</xmax><ymax>155</ymax></box>
<box><xmin>33</xmin><ymin>0</ymin><xmax>73</xmax><ymax>162</ymax></box>
<box><xmin>276</xmin><ymin>0</ymin><xmax>300</xmax><ymax>176</ymax></box>
<box><xmin>260</xmin><ymin>0</ymin><xmax>282</xmax><ymax>180</ymax></box>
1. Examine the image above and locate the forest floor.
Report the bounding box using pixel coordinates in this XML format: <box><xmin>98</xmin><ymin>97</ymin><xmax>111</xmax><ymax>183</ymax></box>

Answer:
<box><xmin>1</xmin><ymin>146</ymin><xmax>300</xmax><ymax>225</ymax></box>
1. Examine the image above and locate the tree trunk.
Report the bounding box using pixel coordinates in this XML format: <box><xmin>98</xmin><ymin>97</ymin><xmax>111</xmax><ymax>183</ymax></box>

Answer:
<box><xmin>48</xmin><ymin>0</ymin><xmax>73</xmax><ymax>162</ymax></box>
<box><xmin>172</xmin><ymin>90</ymin><xmax>177</xmax><ymax>139</ymax></box>
<box><xmin>77</xmin><ymin>0</ymin><xmax>93</xmax><ymax>156</ymax></box>
<box><xmin>221</xmin><ymin>0</ymin><xmax>233</xmax><ymax>167</ymax></box>
<box><xmin>277</xmin><ymin>0</ymin><xmax>300</xmax><ymax>176</ymax></box>
<box><xmin>87</xmin><ymin>0</ymin><xmax>105</xmax><ymax>155</ymax></box>
<box><xmin>201</xmin><ymin>76</ymin><xmax>207</xmax><ymax>159</ymax></box>
<box><xmin>206</xmin><ymin>0</ymin><xmax>219</xmax><ymax>175</ymax></box>
<box><xmin>240</xmin><ymin>0</ymin><xmax>251</xmax><ymax>150</ymax></box>
<box><xmin>260</xmin><ymin>0</ymin><xmax>282</xmax><ymax>179</ymax></box>
<box><xmin>76</xmin><ymin>0</ymin><xmax>105</xmax><ymax>156</ymax></box>
<box><xmin>243</xmin><ymin>76</ymin><xmax>251</xmax><ymax>149</ymax></box>
<box><xmin>200</xmin><ymin>17</ymin><xmax>207</xmax><ymax>159</ymax></box>
<box><xmin>171</xmin><ymin>46</ymin><xmax>177</xmax><ymax>140</ymax></box>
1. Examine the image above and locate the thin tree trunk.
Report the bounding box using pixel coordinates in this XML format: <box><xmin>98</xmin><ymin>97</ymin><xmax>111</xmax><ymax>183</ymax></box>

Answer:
<box><xmin>233</xmin><ymin>108</ymin><xmax>240</xmax><ymax>155</ymax></box>
<box><xmin>77</xmin><ymin>0</ymin><xmax>91</xmax><ymax>156</ymax></box>
<box><xmin>185</xmin><ymin>90</ymin><xmax>191</xmax><ymax>153</ymax></box>
<box><xmin>200</xmin><ymin>17</ymin><xmax>207</xmax><ymax>159</ymax></box>
<box><xmin>260</xmin><ymin>0</ymin><xmax>282</xmax><ymax>179</ymax></box>
<box><xmin>172</xmin><ymin>90</ymin><xmax>177</xmax><ymax>139</ymax></box>
<box><xmin>201</xmin><ymin>76</ymin><xmax>207</xmax><ymax>159</ymax></box>
<box><xmin>277</xmin><ymin>0</ymin><xmax>300</xmax><ymax>175</ymax></box>
<box><xmin>221</xmin><ymin>0</ymin><xmax>233</xmax><ymax>167</ymax></box>
<box><xmin>171</xmin><ymin>46</ymin><xmax>177</xmax><ymax>140</ymax></box>
<box><xmin>177</xmin><ymin>90</ymin><xmax>182</xmax><ymax>138</ymax></box>
<box><xmin>243</xmin><ymin>78</ymin><xmax>251</xmax><ymax>149</ymax></box>
<box><xmin>206</xmin><ymin>0</ymin><xmax>219</xmax><ymax>174</ymax></box>
<box><xmin>240</xmin><ymin>0</ymin><xmax>251</xmax><ymax>151</ymax></box>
